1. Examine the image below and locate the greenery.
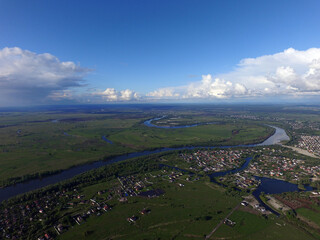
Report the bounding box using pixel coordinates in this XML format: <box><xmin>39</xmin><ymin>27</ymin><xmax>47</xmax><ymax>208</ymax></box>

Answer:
<box><xmin>2</xmin><ymin>104</ymin><xmax>320</xmax><ymax>239</ymax></box>
<box><xmin>296</xmin><ymin>208</ymin><xmax>320</xmax><ymax>226</ymax></box>
<box><xmin>0</xmin><ymin>107</ymin><xmax>274</xmax><ymax>187</ymax></box>
<box><xmin>214</xmin><ymin>210</ymin><xmax>316</xmax><ymax>240</ymax></box>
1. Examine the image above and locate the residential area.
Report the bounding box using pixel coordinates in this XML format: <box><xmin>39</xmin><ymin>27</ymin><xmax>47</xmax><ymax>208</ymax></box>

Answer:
<box><xmin>295</xmin><ymin>135</ymin><xmax>320</xmax><ymax>156</ymax></box>
<box><xmin>179</xmin><ymin>149</ymin><xmax>251</xmax><ymax>173</ymax></box>
<box><xmin>0</xmin><ymin>168</ymin><xmax>191</xmax><ymax>240</ymax></box>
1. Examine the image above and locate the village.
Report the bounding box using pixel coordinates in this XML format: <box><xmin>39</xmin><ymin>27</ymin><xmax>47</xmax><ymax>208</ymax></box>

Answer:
<box><xmin>179</xmin><ymin>147</ymin><xmax>320</xmax><ymax>190</ymax></box>
<box><xmin>217</xmin><ymin>172</ymin><xmax>260</xmax><ymax>190</ymax></box>
<box><xmin>247</xmin><ymin>148</ymin><xmax>320</xmax><ymax>183</ymax></box>
<box><xmin>179</xmin><ymin>149</ymin><xmax>252</xmax><ymax>173</ymax></box>
<box><xmin>295</xmin><ymin>135</ymin><xmax>320</xmax><ymax>156</ymax></box>
<box><xmin>0</xmin><ymin>186</ymin><xmax>115</xmax><ymax>240</ymax></box>
<box><xmin>0</xmin><ymin>167</ymin><xmax>191</xmax><ymax>240</ymax></box>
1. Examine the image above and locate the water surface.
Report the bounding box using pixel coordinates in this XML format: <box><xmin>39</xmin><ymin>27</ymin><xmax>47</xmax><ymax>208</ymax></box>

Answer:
<box><xmin>143</xmin><ymin>117</ymin><xmax>216</xmax><ymax>129</ymax></box>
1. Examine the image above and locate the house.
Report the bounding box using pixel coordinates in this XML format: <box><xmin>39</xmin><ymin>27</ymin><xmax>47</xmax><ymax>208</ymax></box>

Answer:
<box><xmin>224</xmin><ymin>218</ymin><xmax>236</xmax><ymax>227</ymax></box>
<box><xmin>140</xmin><ymin>208</ymin><xmax>150</xmax><ymax>215</ymax></box>
<box><xmin>119</xmin><ymin>197</ymin><xmax>128</xmax><ymax>203</ymax></box>
<box><xmin>241</xmin><ymin>201</ymin><xmax>248</xmax><ymax>206</ymax></box>
<box><xmin>127</xmin><ymin>215</ymin><xmax>138</xmax><ymax>223</ymax></box>
<box><xmin>103</xmin><ymin>204</ymin><xmax>111</xmax><ymax>212</ymax></box>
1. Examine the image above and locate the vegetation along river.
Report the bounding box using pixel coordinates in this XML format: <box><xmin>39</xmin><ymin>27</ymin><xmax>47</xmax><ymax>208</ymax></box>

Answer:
<box><xmin>0</xmin><ymin>118</ymin><xmax>294</xmax><ymax>203</ymax></box>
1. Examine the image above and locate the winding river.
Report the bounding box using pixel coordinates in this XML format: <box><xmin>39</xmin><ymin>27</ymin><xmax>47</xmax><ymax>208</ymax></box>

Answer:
<box><xmin>143</xmin><ymin>116</ymin><xmax>216</xmax><ymax>129</ymax></box>
<box><xmin>0</xmin><ymin>118</ymin><xmax>291</xmax><ymax>203</ymax></box>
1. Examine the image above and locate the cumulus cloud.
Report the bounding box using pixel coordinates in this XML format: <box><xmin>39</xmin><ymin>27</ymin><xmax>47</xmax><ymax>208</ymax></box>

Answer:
<box><xmin>0</xmin><ymin>47</ymin><xmax>89</xmax><ymax>105</ymax></box>
<box><xmin>146</xmin><ymin>75</ymin><xmax>248</xmax><ymax>100</ymax></box>
<box><xmin>220</xmin><ymin>47</ymin><xmax>320</xmax><ymax>96</ymax></box>
<box><xmin>147</xmin><ymin>87</ymin><xmax>180</xmax><ymax>99</ymax></box>
<box><xmin>94</xmin><ymin>88</ymin><xmax>139</xmax><ymax>101</ymax></box>
<box><xmin>184</xmin><ymin>75</ymin><xmax>248</xmax><ymax>99</ymax></box>
<box><xmin>147</xmin><ymin>48</ymin><xmax>320</xmax><ymax>100</ymax></box>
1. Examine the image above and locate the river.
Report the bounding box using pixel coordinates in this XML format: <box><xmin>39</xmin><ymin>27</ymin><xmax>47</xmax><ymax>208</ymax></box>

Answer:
<box><xmin>0</xmin><ymin>118</ymin><xmax>291</xmax><ymax>203</ymax></box>
<box><xmin>143</xmin><ymin>116</ymin><xmax>216</xmax><ymax>129</ymax></box>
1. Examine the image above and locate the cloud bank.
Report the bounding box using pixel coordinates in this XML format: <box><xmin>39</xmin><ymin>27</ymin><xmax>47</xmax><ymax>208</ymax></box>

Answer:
<box><xmin>220</xmin><ymin>47</ymin><xmax>320</xmax><ymax>97</ymax></box>
<box><xmin>2</xmin><ymin>47</ymin><xmax>320</xmax><ymax>105</ymax></box>
<box><xmin>147</xmin><ymin>48</ymin><xmax>320</xmax><ymax>100</ymax></box>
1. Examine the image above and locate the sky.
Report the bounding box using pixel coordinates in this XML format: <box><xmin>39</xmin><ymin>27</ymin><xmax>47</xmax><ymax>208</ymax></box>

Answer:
<box><xmin>1</xmin><ymin>0</ymin><xmax>320</xmax><ymax>106</ymax></box>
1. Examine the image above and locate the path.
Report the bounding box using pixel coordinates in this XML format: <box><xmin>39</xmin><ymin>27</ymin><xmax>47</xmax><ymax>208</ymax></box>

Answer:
<box><xmin>205</xmin><ymin>203</ymin><xmax>240</xmax><ymax>239</ymax></box>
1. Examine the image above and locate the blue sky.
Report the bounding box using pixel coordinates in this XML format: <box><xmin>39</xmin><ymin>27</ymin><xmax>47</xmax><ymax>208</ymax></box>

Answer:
<box><xmin>1</xmin><ymin>0</ymin><xmax>320</xmax><ymax>105</ymax></box>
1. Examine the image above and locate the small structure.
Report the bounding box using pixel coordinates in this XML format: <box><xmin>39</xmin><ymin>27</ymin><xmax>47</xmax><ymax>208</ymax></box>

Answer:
<box><xmin>127</xmin><ymin>215</ymin><xmax>138</xmax><ymax>223</ymax></box>
<box><xmin>140</xmin><ymin>208</ymin><xmax>151</xmax><ymax>215</ymax></box>
<box><xmin>224</xmin><ymin>218</ymin><xmax>236</xmax><ymax>227</ymax></box>
<box><xmin>241</xmin><ymin>201</ymin><xmax>248</xmax><ymax>206</ymax></box>
<box><xmin>119</xmin><ymin>197</ymin><xmax>128</xmax><ymax>203</ymax></box>
<box><xmin>103</xmin><ymin>204</ymin><xmax>111</xmax><ymax>212</ymax></box>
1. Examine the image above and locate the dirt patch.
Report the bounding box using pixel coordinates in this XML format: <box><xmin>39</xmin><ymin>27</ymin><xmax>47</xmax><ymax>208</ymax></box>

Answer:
<box><xmin>205</xmin><ymin>182</ymin><xmax>225</xmax><ymax>192</ymax></box>
<box><xmin>297</xmin><ymin>214</ymin><xmax>320</xmax><ymax>231</ymax></box>
<box><xmin>105</xmin><ymin>234</ymin><xmax>128</xmax><ymax>239</ymax></box>
<box><xmin>232</xmin><ymin>129</ymin><xmax>240</xmax><ymax>135</ymax></box>
<box><xmin>280</xmin><ymin>145</ymin><xmax>319</xmax><ymax>159</ymax></box>
<box><xmin>267</xmin><ymin>196</ymin><xmax>291</xmax><ymax>211</ymax></box>
<box><xmin>184</xmin><ymin>234</ymin><xmax>203</xmax><ymax>238</ymax></box>
<box><xmin>238</xmin><ymin>205</ymin><xmax>260</xmax><ymax>215</ymax></box>
<box><xmin>148</xmin><ymin>219</ymin><xmax>190</xmax><ymax>229</ymax></box>
<box><xmin>274</xmin><ymin>196</ymin><xmax>313</xmax><ymax>210</ymax></box>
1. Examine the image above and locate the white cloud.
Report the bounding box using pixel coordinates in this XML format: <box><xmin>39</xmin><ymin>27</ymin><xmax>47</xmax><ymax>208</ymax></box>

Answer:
<box><xmin>3</xmin><ymin>47</ymin><xmax>320</xmax><ymax>105</ymax></box>
<box><xmin>146</xmin><ymin>75</ymin><xmax>248</xmax><ymax>100</ymax></box>
<box><xmin>0</xmin><ymin>47</ymin><xmax>89</xmax><ymax>105</ymax></box>
<box><xmin>220</xmin><ymin>47</ymin><xmax>320</xmax><ymax>96</ymax></box>
<box><xmin>147</xmin><ymin>87</ymin><xmax>180</xmax><ymax>98</ymax></box>
<box><xmin>184</xmin><ymin>75</ymin><xmax>248</xmax><ymax>99</ymax></box>
<box><xmin>147</xmin><ymin>48</ymin><xmax>320</xmax><ymax>100</ymax></box>
<box><xmin>94</xmin><ymin>88</ymin><xmax>139</xmax><ymax>101</ymax></box>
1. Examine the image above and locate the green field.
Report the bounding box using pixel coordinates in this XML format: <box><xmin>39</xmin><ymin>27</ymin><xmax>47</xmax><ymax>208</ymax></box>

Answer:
<box><xmin>296</xmin><ymin>207</ymin><xmax>320</xmax><ymax>226</ymax></box>
<box><xmin>0</xmin><ymin>109</ymin><xmax>273</xmax><ymax>187</ymax></box>
<box><xmin>59</xmin><ymin>176</ymin><xmax>240</xmax><ymax>240</ymax></box>
<box><xmin>213</xmin><ymin>210</ymin><xmax>316</xmax><ymax>240</ymax></box>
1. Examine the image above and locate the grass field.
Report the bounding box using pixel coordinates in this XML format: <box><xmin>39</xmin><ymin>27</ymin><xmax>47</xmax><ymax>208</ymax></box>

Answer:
<box><xmin>109</xmin><ymin>123</ymin><xmax>272</xmax><ymax>150</ymax></box>
<box><xmin>0</xmin><ymin>110</ymin><xmax>273</xmax><ymax>187</ymax></box>
<box><xmin>213</xmin><ymin>210</ymin><xmax>317</xmax><ymax>240</ymax></box>
<box><xmin>57</xmin><ymin>171</ymin><xmax>317</xmax><ymax>240</ymax></box>
<box><xmin>296</xmin><ymin>207</ymin><xmax>320</xmax><ymax>226</ymax></box>
<box><xmin>59</xmin><ymin>175</ymin><xmax>241</xmax><ymax>240</ymax></box>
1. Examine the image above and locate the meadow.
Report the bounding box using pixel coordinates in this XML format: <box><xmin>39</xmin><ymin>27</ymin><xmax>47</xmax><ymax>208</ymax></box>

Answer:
<box><xmin>59</xmin><ymin>175</ymin><xmax>241</xmax><ymax>240</ymax></box>
<box><xmin>213</xmin><ymin>209</ymin><xmax>316</xmax><ymax>240</ymax></box>
<box><xmin>0</xmin><ymin>107</ymin><xmax>273</xmax><ymax>187</ymax></box>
